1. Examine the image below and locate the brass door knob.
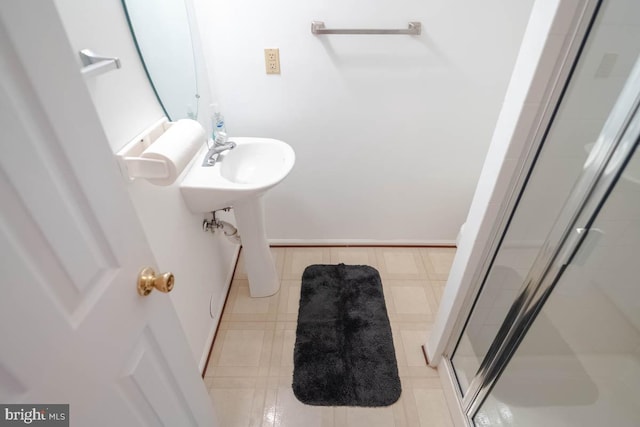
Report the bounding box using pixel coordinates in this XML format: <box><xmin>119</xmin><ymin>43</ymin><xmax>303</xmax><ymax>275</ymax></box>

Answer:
<box><xmin>137</xmin><ymin>267</ymin><xmax>175</xmax><ymax>296</ymax></box>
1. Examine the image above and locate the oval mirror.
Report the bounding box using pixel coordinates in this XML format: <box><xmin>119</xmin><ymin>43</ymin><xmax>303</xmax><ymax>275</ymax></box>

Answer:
<box><xmin>121</xmin><ymin>0</ymin><xmax>199</xmax><ymax>120</ymax></box>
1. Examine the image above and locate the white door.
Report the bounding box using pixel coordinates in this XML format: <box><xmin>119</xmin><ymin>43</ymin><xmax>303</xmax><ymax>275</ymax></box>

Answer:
<box><xmin>0</xmin><ymin>3</ymin><xmax>217</xmax><ymax>426</ymax></box>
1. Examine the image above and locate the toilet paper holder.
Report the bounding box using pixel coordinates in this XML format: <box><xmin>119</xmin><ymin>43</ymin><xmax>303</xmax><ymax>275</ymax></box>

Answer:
<box><xmin>116</xmin><ymin>118</ymin><xmax>175</xmax><ymax>182</ymax></box>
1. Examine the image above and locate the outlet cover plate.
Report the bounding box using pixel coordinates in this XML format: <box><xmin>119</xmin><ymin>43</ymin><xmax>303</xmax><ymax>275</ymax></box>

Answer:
<box><xmin>264</xmin><ymin>48</ymin><xmax>280</xmax><ymax>74</ymax></box>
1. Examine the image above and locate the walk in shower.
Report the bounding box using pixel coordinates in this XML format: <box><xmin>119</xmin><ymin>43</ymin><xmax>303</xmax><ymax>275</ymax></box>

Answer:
<box><xmin>443</xmin><ymin>1</ymin><xmax>640</xmax><ymax>425</ymax></box>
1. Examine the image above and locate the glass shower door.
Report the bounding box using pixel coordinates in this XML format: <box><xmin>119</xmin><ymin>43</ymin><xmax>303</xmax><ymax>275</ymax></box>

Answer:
<box><xmin>462</xmin><ymin>44</ymin><xmax>640</xmax><ymax>424</ymax></box>
<box><xmin>474</xmin><ymin>136</ymin><xmax>640</xmax><ymax>427</ymax></box>
<box><xmin>450</xmin><ymin>0</ymin><xmax>640</xmax><ymax>401</ymax></box>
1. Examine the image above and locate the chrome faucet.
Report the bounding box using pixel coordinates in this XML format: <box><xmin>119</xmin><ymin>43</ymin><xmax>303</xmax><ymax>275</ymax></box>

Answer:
<box><xmin>203</xmin><ymin>132</ymin><xmax>236</xmax><ymax>167</ymax></box>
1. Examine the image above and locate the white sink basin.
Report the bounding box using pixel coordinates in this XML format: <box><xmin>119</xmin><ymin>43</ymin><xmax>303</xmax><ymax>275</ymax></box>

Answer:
<box><xmin>179</xmin><ymin>137</ymin><xmax>295</xmax><ymax>298</ymax></box>
<box><xmin>180</xmin><ymin>137</ymin><xmax>295</xmax><ymax>213</ymax></box>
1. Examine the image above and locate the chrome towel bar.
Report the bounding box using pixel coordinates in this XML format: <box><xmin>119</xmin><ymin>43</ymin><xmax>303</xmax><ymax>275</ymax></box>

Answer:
<box><xmin>311</xmin><ymin>21</ymin><xmax>421</xmax><ymax>35</ymax></box>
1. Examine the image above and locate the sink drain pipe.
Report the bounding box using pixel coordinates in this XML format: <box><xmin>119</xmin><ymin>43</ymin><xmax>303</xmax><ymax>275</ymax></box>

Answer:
<box><xmin>203</xmin><ymin>208</ymin><xmax>241</xmax><ymax>244</ymax></box>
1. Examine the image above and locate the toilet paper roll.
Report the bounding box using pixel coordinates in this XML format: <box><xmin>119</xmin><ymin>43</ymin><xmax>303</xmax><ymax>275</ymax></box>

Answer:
<box><xmin>141</xmin><ymin>119</ymin><xmax>206</xmax><ymax>186</ymax></box>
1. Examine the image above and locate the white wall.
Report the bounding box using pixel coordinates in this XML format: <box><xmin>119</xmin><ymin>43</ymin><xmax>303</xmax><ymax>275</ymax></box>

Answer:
<box><xmin>53</xmin><ymin>0</ymin><xmax>238</xmax><ymax>371</ymax></box>
<box><xmin>194</xmin><ymin>0</ymin><xmax>534</xmax><ymax>243</ymax></box>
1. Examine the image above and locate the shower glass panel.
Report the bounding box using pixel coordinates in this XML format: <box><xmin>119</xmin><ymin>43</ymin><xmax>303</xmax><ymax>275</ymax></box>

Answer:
<box><xmin>474</xmin><ymin>142</ymin><xmax>640</xmax><ymax>427</ymax></box>
<box><xmin>450</xmin><ymin>0</ymin><xmax>639</xmax><ymax>395</ymax></box>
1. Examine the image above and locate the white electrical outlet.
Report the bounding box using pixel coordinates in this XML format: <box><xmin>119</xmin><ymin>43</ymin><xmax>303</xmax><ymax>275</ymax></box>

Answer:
<box><xmin>264</xmin><ymin>48</ymin><xmax>280</xmax><ymax>74</ymax></box>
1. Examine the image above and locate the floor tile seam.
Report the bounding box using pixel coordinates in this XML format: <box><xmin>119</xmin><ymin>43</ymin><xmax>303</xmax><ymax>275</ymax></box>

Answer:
<box><xmin>220</xmin><ymin>319</ymin><xmax>280</xmax><ymax>325</ymax></box>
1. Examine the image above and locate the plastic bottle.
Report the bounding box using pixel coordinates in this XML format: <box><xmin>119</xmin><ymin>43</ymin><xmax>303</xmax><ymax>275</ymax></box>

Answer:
<box><xmin>210</xmin><ymin>103</ymin><xmax>227</xmax><ymax>141</ymax></box>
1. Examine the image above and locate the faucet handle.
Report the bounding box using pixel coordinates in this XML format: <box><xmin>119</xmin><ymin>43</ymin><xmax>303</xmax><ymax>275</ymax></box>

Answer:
<box><xmin>214</xmin><ymin>131</ymin><xmax>228</xmax><ymax>146</ymax></box>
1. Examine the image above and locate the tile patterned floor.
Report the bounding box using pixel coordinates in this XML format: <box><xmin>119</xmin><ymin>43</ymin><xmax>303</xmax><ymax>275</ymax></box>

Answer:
<box><xmin>205</xmin><ymin>246</ymin><xmax>456</xmax><ymax>427</ymax></box>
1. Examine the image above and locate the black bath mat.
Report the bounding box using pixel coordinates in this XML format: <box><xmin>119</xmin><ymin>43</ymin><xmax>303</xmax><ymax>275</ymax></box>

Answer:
<box><xmin>293</xmin><ymin>264</ymin><xmax>401</xmax><ymax>406</ymax></box>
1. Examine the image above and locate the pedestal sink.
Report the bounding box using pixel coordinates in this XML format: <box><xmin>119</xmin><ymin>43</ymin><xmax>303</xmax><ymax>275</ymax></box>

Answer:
<box><xmin>180</xmin><ymin>137</ymin><xmax>295</xmax><ymax>297</ymax></box>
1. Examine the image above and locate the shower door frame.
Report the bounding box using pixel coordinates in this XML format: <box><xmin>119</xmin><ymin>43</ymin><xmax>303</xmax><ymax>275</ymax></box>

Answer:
<box><xmin>434</xmin><ymin>0</ymin><xmax>640</xmax><ymax>423</ymax></box>
<box><xmin>466</xmin><ymin>57</ymin><xmax>640</xmax><ymax>422</ymax></box>
<box><xmin>457</xmin><ymin>10</ymin><xmax>640</xmax><ymax>427</ymax></box>
<box><xmin>440</xmin><ymin>1</ymin><xmax>601</xmax><ymax>374</ymax></box>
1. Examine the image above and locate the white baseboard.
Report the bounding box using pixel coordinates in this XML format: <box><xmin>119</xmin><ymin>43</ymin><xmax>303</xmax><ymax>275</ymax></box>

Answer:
<box><xmin>198</xmin><ymin>244</ymin><xmax>241</xmax><ymax>374</ymax></box>
<box><xmin>268</xmin><ymin>239</ymin><xmax>457</xmax><ymax>247</ymax></box>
